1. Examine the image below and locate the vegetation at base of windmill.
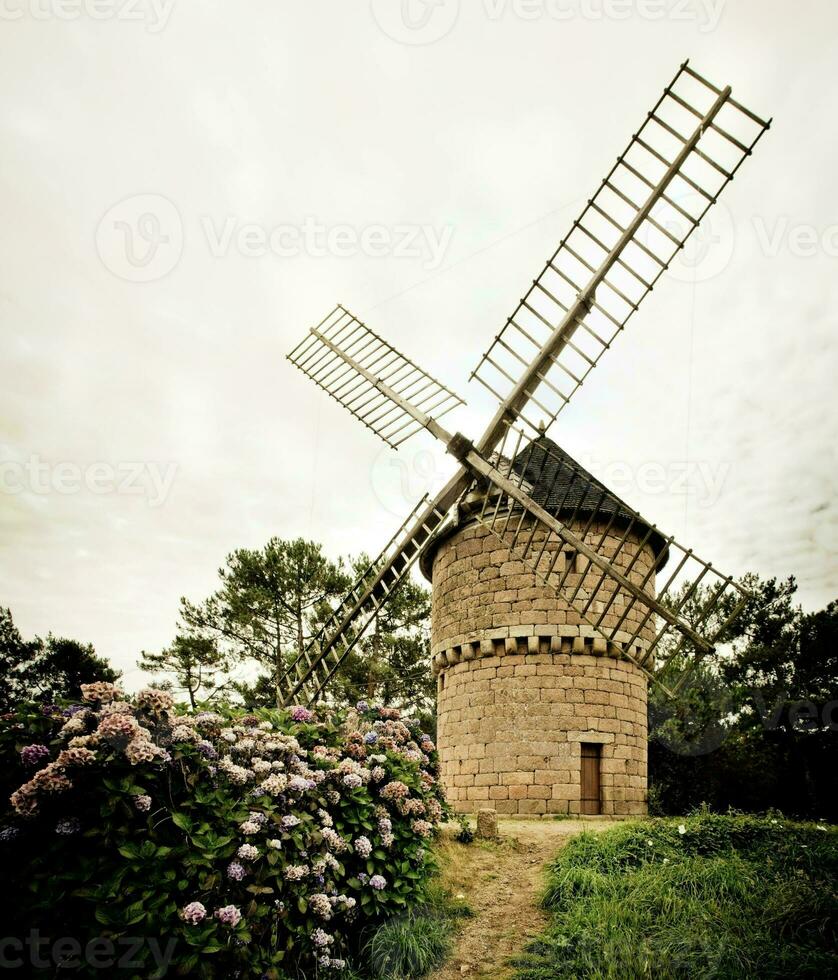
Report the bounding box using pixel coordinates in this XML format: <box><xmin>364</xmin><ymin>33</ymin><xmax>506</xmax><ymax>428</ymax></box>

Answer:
<box><xmin>0</xmin><ymin>689</ymin><xmax>447</xmax><ymax>978</ymax></box>
<box><xmin>454</xmin><ymin>813</ymin><xmax>475</xmax><ymax>844</ymax></box>
<box><xmin>649</xmin><ymin>574</ymin><xmax>838</xmax><ymax>820</ymax></box>
<box><xmin>364</xmin><ymin>912</ymin><xmax>454</xmax><ymax>980</ymax></box>
<box><xmin>361</xmin><ymin>875</ymin><xmax>473</xmax><ymax>980</ymax></box>
<box><xmin>512</xmin><ymin>809</ymin><xmax>838</xmax><ymax>980</ymax></box>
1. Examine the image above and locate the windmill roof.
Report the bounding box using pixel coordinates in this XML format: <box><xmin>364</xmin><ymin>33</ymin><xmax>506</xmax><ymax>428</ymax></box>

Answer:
<box><xmin>509</xmin><ymin>435</ymin><xmax>669</xmax><ymax>567</ymax></box>
<box><xmin>420</xmin><ymin>435</ymin><xmax>669</xmax><ymax>582</ymax></box>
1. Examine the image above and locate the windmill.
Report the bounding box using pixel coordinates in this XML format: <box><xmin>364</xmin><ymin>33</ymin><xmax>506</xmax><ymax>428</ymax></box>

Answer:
<box><xmin>284</xmin><ymin>61</ymin><xmax>771</xmax><ymax>815</ymax></box>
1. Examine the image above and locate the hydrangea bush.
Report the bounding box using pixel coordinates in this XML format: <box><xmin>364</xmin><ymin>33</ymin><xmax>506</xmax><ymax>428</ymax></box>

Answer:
<box><xmin>0</xmin><ymin>684</ymin><xmax>445</xmax><ymax>978</ymax></box>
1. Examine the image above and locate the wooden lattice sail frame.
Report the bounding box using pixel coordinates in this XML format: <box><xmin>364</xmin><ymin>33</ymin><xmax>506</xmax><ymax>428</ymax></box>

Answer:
<box><xmin>284</xmin><ymin>60</ymin><xmax>771</xmax><ymax>707</ymax></box>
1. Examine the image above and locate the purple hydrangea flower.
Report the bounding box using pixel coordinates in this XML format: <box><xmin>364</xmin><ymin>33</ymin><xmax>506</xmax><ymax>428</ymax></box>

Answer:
<box><xmin>288</xmin><ymin>775</ymin><xmax>310</xmax><ymax>794</ymax></box>
<box><xmin>227</xmin><ymin>861</ymin><xmax>246</xmax><ymax>881</ymax></box>
<box><xmin>20</xmin><ymin>744</ymin><xmax>51</xmax><ymax>767</ymax></box>
<box><xmin>196</xmin><ymin>740</ymin><xmax>218</xmax><ymax>759</ymax></box>
<box><xmin>370</xmin><ymin>875</ymin><xmax>387</xmax><ymax>891</ymax></box>
<box><xmin>356</xmin><ymin>700</ymin><xmax>370</xmax><ymax>713</ymax></box>
<box><xmin>364</xmin><ymin>732</ymin><xmax>378</xmax><ymax>745</ymax></box>
<box><xmin>290</xmin><ymin>706</ymin><xmax>314</xmax><ymax>723</ymax></box>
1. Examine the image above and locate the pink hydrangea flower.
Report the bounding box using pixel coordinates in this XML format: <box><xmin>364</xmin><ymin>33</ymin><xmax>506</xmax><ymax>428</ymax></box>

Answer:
<box><xmin>180</xmin><ymin>902</ymin><xmax>207</xmax><ymax>925</ymax></box>
<box><xmin>214</xmin><ymin>905</ymin><xmax>242</xmax><ymax>927</ymax></box>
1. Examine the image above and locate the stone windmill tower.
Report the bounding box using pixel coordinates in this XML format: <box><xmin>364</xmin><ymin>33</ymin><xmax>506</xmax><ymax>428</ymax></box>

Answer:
<box><xmin>280</xmin><ymin>62</ymin><xmax>770</xmax><ymax>817</ymax></box>
<box><xmin>421</xmin><ymin>437</ymin><xmax>668</xmax><ymax>816</ymax></box>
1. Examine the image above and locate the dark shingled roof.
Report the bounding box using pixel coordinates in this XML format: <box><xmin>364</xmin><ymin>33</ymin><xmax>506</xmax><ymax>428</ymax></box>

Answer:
<box><xmin>510</xmin><ymin>436</ymin><xmax>669</xmax><ymax>566</ymax></box>
<box><xmin>419</xmin><ymin>435</ymin><xmax>669</xmax><ymax>582</ymax></box>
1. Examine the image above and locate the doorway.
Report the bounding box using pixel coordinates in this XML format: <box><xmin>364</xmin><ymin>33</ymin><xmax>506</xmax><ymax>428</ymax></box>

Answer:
<box><xmin>580</xmin><ymin>742</ymin><xmax>602</xmax><ymax>815</ymax></box>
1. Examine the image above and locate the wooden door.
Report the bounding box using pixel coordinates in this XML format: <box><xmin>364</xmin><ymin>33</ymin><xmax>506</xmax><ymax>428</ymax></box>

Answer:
<box><xmin>580</xmin><ymin>743</ymin><xmax>602</xmax><ymax>815</ymax></box>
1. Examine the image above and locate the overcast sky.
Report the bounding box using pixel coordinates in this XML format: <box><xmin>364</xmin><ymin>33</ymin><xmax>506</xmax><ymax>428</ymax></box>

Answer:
<box><xmin>1</xmin><ymin>0</ymin><xmax>836</xmax><ymax>689</ymax></box>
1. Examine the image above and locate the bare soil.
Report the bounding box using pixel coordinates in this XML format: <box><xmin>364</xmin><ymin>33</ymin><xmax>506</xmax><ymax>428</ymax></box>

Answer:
<box><xmin>429</xmin><ymin>818</ymin><xmax>623</xmax><ymax>980</ymax></box>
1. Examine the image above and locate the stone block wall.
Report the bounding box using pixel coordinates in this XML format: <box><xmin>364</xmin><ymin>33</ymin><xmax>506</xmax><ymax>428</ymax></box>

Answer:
<box><xmin>430</xmin><ymin>517</ymin><xmax>653</xmax><ymax>816</ymax></box>
<box><xmin>431</xmin><ymin>520</ymin><xmax>658</xmax><ymax>670</ymax></box>
<box><xmin>436</xmin><ymin>652</ymin><xmax>648</xmax><ymax>816</ymax></box>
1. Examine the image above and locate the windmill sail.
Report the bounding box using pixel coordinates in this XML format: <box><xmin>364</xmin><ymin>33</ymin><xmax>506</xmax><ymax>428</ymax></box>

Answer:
<box><xmin>471</xmin><ymin>61</ymin><xmax>771</xmax><ymax>451</ymax></box>
<box><xmin>277</xmin><ymin>493</ymin><xmax>452</xmax><ymax>707</ymax></box>
<box><xmin>288</xmin><ymin>305</ymin><xmax>465</xmax><ymax>449</ymax></box>
<box><xmin>469</xmin><ymin>425</ymin><xmax>750</xmax><ymax>694</ymax></box>
<box><xmin>283</xmin><ymin>62</ymin><xmax>770</xmax><ymax>704</ymax></box>
<box><xmin>286</xmin><ymin>316</ymin><xmax>750</xmax><ymax>698</ymax></box>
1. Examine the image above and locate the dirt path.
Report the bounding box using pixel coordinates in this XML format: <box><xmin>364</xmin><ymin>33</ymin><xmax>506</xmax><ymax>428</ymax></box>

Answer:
<box><xmin>430</xmin><ymin>818</ymin><xmax>623</xmax><ymax>980</ymax></box>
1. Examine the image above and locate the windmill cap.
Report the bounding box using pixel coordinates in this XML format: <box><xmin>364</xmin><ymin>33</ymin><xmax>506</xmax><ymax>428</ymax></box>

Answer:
<box><xmin>420</xmin><ymin>435</ymin><xmax>669</xmax><ymax>582</ymax></box>
<box><xmin>510</xmin><ymin>436</ymin><xmax>670</xmax><ymax>568</ymax></box>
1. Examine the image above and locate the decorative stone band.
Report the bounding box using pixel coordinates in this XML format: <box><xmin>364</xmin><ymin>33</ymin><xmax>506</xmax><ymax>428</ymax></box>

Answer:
<box><xmin>432</xmin><ymin>625</ymin><xmax>650</xmax><ymax>676</ymax></box>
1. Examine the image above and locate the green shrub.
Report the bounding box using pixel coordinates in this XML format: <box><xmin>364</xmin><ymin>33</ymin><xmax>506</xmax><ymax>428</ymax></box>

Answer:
<box><xmin>366</xmin><ymin>911</ymin><xmax>454</xmax><ymax>979</ymax></box>
<box><xmin>454</xmin><ymin>814</ymin><xmax>474</xmax><ymax>845</ymax></box>
<box><xmin>516</xmin><ymin>810</ymin><xmax>838</xmax><ymax>980</ymax></box>
<box><xmin>0</xmin><ymin>686</ymin><xmax>447</xmax><ymax>977</ymax></box>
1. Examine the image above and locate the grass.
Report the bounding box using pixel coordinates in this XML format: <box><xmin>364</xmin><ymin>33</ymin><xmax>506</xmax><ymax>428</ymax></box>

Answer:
<box><xmin>365</xmin><ymin>912</ymin><xmax>454</xmax><ymax>979</ymax></box>
<box><xmin>513</xmin><ymin>810</ymin><xmax>838</xmax><ymax>980</ymax></box>
<box><xmin>360</xmin><ymin>870</ymin><xmax>473</xmax><ymax>979</ymax></box>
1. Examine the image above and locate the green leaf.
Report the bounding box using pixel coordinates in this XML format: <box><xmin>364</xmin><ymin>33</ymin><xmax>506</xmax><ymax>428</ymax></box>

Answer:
<box><xmin>171</xmin><ymin>812</ymin><xmax>193</xmax><ymax>832</ymax></box>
